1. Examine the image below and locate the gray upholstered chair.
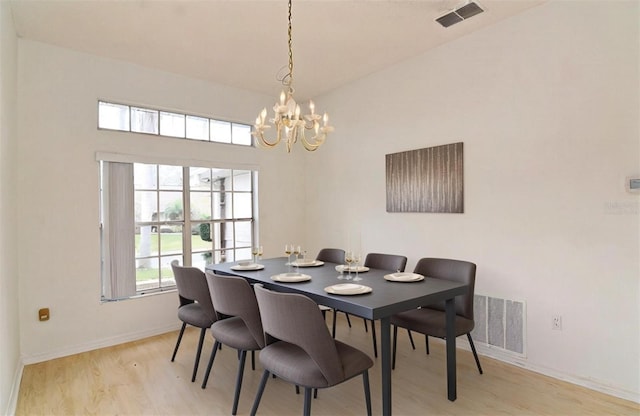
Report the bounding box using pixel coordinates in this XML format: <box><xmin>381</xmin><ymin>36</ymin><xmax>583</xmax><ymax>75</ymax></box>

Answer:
<box><xmin>251</xmin><ymin>284</ymin><xmax>373</xmax><ymax>416</ymax></box>
<box><xmin>315</xmin><ymin>248</ymin><xmax>351</xmax><ymax>332</ymax></box>
<box><xmin>201</xmin><ymin>272</ymin><xmax>266</xmax><ymax>415</ymax></box>
<box><xmin>391</xmin><ymin>257</ymin><xmax>483</xmax><ymax>374</ymax></box>
<box><xmin>315</xmin><ymin>248</ymin><xmax>345</xmax><ymax>264</ymax></box>
<box><xmin>170</xmin><ymin>260</ymin><xmax>217</xmax><ymax>383</ymax></box>
<box><xmin>359</xmin><ymin>253</ymin><xmax>408</xmax><ymax>358</ymax></box>
<box><xmin>328</xmin><ymin>251</ymin><xmax>410</xmax><ymax>356</ymax></box>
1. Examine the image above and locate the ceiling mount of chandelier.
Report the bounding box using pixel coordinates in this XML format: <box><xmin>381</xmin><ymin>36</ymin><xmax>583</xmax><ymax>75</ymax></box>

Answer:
<box><xmin>252</xmin><ymin>0</ymin><xmax>334</xmax><ymax>153</ymax></box>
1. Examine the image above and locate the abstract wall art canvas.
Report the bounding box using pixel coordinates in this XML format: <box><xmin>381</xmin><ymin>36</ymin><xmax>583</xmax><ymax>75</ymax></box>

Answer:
<box><xmin>385</xmin><ymin>142</ymin><xmax>464</xmax><ymax>213</ymax></box>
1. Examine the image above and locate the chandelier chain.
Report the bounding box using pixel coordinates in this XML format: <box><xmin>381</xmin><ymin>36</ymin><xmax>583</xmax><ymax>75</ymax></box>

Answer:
<box><xmin>286</xmin><ymin>0</ymin><xmax>294</xmax><ymax>88</ymax></box>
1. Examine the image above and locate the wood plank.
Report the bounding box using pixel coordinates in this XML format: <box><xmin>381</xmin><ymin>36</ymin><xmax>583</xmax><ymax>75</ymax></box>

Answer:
<box><xmin>16</xmin><ymin>315</ymin><xmax>639</xmax><ymax>415</ymax></box>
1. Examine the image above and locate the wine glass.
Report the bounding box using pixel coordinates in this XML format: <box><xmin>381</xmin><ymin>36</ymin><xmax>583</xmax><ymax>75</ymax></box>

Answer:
<box><xmin>252</xmin><ymin>245</ymin><xmax>263</xmax><ymax>264</ymax></box>
<box><xmin>344</xmin><ymin>250</ymin><xmax>354</xmax><ymax>280</ymax></box>
<box><xmin>284</xmin><ymin>244</ymin><xmax>293</xmax><ymax>270</ymax></box>
<box><xmin>293</xmin><ymin>245</ymin><xmax>301</xmax><ymax>266</ymax></box>
<box><xmin>352</xmin><ymin>252</ymin><xmax>362</xmax><ymax>281</ymax></box>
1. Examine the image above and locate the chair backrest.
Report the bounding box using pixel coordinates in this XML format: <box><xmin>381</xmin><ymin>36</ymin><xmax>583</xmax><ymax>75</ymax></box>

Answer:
<box><xmin>205</xmin><ymin>272</ymin><xmax>266</xmax><ymax>348</ymax></box>
<box><xmin>316</xmin><ymin>248</ymin><xmax>345</xmax><ymax>264</ymax></box>
<box><xmin>364</xmin><ymin>253</ymin><xmax>407</xmax><ymax>272</ymax></box>
<box><xmin>171</xmin><ymin>260</ymin><xmax>217</xmax><ymax>322</ymax></box>
<box><xmin>254</xmin><ymin>284</ymin><xmax>344</xmax><ymax>386</ymax></box>
<box><xmin>413</xmin><ymin>258</ymin><xmax>476</xmax><ymax>320</ymax></box>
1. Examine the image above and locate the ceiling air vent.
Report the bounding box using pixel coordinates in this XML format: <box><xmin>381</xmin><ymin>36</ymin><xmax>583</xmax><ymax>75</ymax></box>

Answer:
<box><xmin>436</xmin><ymin>1</ymin><xmax>484</xmax><ymax>28</ymax></box>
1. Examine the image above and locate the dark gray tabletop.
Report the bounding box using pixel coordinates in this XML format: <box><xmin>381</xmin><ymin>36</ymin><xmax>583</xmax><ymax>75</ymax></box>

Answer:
<box><xmin>207</xmin><ymin>257</ymin><xmax>468</xmax><ymax>320</ymax></box>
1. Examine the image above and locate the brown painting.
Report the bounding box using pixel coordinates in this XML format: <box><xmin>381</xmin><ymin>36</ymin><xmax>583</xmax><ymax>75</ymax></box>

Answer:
<box><xmin>386</xmin><ymin>142</ymin><xmax>464</xmax><ymax>213</ymax></box>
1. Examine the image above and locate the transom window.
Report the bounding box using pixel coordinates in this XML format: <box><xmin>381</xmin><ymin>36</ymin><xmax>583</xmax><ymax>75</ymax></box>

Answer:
<box><xmin>97</xmin><ymin>101</ymin><xmax>252</xmax><ymax>146</ymax></box>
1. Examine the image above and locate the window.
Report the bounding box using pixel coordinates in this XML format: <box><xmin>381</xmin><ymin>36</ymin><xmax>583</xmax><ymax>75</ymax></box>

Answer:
<box><xmin>98</xmin><ymin>101</ymin><xmax>252</xmax><ymax>146</ymax></box>
<box><xmin>100</xmin><ymin>160</ymin><xmax>257</xmax><ymax>300</ymax></box>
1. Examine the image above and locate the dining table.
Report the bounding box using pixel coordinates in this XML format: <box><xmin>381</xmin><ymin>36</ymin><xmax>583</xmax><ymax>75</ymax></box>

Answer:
<box><xmin>206</xmin><ymin>257</ymin><xmax>468</xmax><ymax>416</ymax></box>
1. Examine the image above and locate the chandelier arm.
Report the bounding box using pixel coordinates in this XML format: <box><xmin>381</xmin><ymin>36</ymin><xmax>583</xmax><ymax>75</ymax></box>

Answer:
<box><xmin>253</xmin><ymin>130</ymin><xmax>282</xmax><ymax>148</ymax></box>
<box><xmin>299</xmin><ymin>124</ymin><xmax>324</xmax><ymax>151</ymax></box>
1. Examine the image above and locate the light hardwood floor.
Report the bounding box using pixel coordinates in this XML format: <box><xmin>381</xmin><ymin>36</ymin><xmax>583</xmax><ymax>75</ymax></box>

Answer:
<box><xmin>17</xmin><ymin>314</ymin><xmax>639</xmax><ymax>415</ymax></box>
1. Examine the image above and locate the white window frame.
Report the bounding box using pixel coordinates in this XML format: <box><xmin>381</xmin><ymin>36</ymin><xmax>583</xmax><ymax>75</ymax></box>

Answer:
<box><xmin>98</xmin><ymin>153</ymin><xmax>258</xmax><ymax>300</ymax></box>
<box><xmin>98</xmin><ymin>100</ymin><xmax>253</xmax><ymax>146</ymax></box>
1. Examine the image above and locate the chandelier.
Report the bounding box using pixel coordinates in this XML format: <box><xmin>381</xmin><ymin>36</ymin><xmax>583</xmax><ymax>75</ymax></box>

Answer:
<box><xmin>252</xmin><ymin>0</ymin><xmax>334</xmax><ymax>153</ymax></box>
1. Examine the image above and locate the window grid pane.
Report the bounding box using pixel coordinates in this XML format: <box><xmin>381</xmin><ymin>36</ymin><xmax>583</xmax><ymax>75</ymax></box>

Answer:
<box><xmin>186</xmin><ymin>116</ymin><xmax>209</xmax><ymax>141</ymax></box>
<box><xmin>160</xmin><ymin>112</ymin><xmax>186</xmax><ymax>138</ymax></box>
<box><xmin>98</xmin><ymin>101</ymin><xmax>129</xmax><ymax>131</ymax></box>
<box><xmin>210</xmin><ymin>120</ymin><xmax>232</xmax><ymax>143</ymax></box>
<box><xmin>232</xmin><ymin>123</ymin><xmax>252</xmax><ymax>145</ymax></box>
<box><xmin>131</xmin><ymin>107</ymin><xmax>159</xmax><ymax>134</ymax></box>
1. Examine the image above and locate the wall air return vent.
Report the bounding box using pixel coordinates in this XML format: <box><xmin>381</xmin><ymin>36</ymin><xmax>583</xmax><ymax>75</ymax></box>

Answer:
<box><xmin>436</xmin><ymin>1</ymin><xmax>484</xmax><ymax>28</ymax></box>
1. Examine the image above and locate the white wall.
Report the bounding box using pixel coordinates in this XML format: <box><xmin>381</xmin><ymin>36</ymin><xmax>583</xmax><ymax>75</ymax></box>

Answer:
<box><xmin>16</xmin><ymin>40</ymin><xmax>307</xmax><ymax>363</ymax></box>
<box><xmin>304</xmin><ymin>1</ymin><xmax>639</xmax><ymax>401</ymax></box>
<box><xmin>10</xmin><ymin>0</ymin><xmax>639</xmax><ymax>405</ymax></box>
<box><xmin>0</xmin><ymin>0</ymin><xmax>21</xmax><ymax>413</ymax></box>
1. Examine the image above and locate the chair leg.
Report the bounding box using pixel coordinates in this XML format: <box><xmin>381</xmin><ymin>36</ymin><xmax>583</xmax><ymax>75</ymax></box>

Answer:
<box><xmin>362</xmin><ymin>370</ymin><xmax>372</xmax><ymax>416</ymax></box>
<box><xmin>392</xmin><ymin>325</ymin><xmax>398</xmax><ymax>370</ymax></box>
<box><xmin>332</xmin><ymin>310</ymin><xmax>337</xmax><ymax>338</ymax></box>
<box><xmin>303</xmin><ymin>387</ymin><xmax>312</xmax><ymax>416</ymax></box>
<box><xmin>363</xmin><ymin>317</ymin><xmax>369</xmax><ymax>333</ymax></box>
<box><xmin>408</xmin><ymin>330</ymin><xmax>416</xmax><ymax>350</ymax></box>
<box><xmin>250</xmin><ymin>370</ymin><xmax>270</xmax><ymax>416</ymax></box>
<box><xmin>371</xmin><ymin>320</ymin><xmax>378</xmax><ymax>358</ymax></box>
<box><xmin>201</xmin><ymin>340</ymin><xmax>220</xmax><ymax>389</ymax></box>
<box><xmin>232</xmin><ymin>350</ymin><xmax>247</xmax><ymax>415</ymax></box>
<box><xmin>171</xmin><ymin>322</ymin><xmax>187</xmax><ymax>361</ymax></box>
<box><xmin>251</xmin><ymin>350</ymin><xmax>256</xmax><ymax>371</ymax></box>
<box><xmin>467</xmin><ymin>333</ymin><xmax>484</xmax><ymax>374</ymax></box>
<box><xmin>425</xmin><ymin>334</ymin><xmax>430</xmax><ymax>355</ymax></box>
<box><xmin>192</xmin><ymin>328</ymin><xmax>207</xmax><ymax>382</ymax></box>
<box><xmin>345</xmin><ymin>313</ymin><xmax>352</xmax><ymax>327</ymax></box>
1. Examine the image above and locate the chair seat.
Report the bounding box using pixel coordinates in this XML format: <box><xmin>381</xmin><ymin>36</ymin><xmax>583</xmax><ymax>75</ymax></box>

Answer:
<box><xmin>391</xmin><ymin>308</ymin><xmax>474</xmax><ymax>338</ymax></box>
<box><xmin>178</xmin><ymin>303</ymin><xmax>215</xmax><ymax>328</ymax></box>
<box><xmin>259</xmin><ymin>340</ymin><xmax>373</xmax><ymax>389</ymax></box>
<box><xmin>211</xmin><ymin>316</ymin><xmax>262</xmax><ymax>351</ymax></box>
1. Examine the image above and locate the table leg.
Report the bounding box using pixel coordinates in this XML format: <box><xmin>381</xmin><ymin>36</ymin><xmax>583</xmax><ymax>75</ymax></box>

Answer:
<box><xmin>445</xmin><ymin>298</ymin><xmax>457</xmax><ymax>401</ymax></box>
<box><xmin>380</xmin><ymin>316</ymin><xmax>392</xmax><ymax>415</ymax></box>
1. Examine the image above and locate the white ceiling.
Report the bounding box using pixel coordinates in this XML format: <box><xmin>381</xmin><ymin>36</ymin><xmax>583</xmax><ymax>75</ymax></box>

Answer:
<box><xmin>9</xmin><ymin>0</ymin><xmax>545</xmax><ymax>100</ymax></box>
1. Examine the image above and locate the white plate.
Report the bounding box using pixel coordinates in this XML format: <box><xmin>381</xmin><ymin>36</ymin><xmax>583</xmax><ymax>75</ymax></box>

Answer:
<box><xmin>324</xmin><ymin>283</ymin><xmax>373</xmax><ymax>295</ymax></box>
<box><xmin>231</xmin><ymin>263</ymin><xmax>265</xmax><ymax>271</ymax></box>
<box><xmin>291</xmin><ymin>260</ymin><xmax>324</xmax><ymax>267</ymax></box>
<box><xmin>335</xmin><ymin>265</ymin><xmax>370</xmax><ymax>273</ymax></box>
<box><xmin>384</xmin><ymin>272</ymin><xmax>424</xmax><ymax>282</ymax></box>
<box><xmin>271</xmin><ymin>273</ymin><xmax>312</xmax><ymax>283</ymax></box>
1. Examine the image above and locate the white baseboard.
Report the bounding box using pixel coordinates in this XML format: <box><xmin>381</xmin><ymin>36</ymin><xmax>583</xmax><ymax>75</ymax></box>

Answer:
<box><xmin>5</xmin><ymin>360</ymin><xmax>23</xmax><ymax>416</ymax></box>
<box><xmin>454</xmin><ymin>337</ymin><xmax>640</xmax><ymax>404</ymax></box>
<box><xmin>21</xmin><ymin>323</ymin><xmax>180</xmax><ymax>365</ymax></box>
